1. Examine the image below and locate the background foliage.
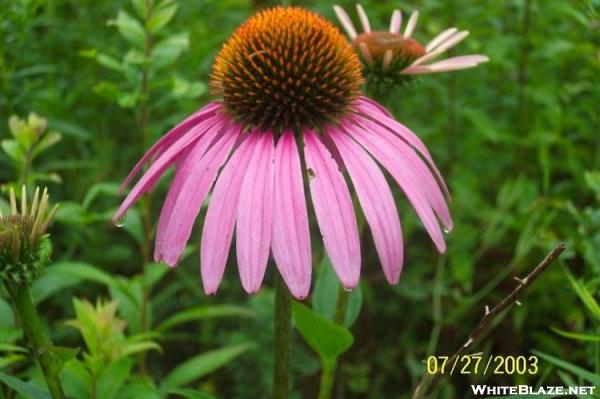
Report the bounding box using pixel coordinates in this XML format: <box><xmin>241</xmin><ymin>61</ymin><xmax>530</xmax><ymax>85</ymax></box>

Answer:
<box><xmin>0</xmin><ymin>0</ymin><xmax>599</xmax><ymax>398</ymax></box>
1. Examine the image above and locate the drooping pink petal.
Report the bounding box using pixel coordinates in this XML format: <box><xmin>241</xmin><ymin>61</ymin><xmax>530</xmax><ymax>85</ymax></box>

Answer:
<box><xmin>333</xmin><ymin>5</ymin><xmax>358</xmax><ymax>39</ymax></box>
<box><xmin>120</xmin><ymin>102</ymin><xmax>220</xmax><ymax>191</ymax></box>
<box><xmin>303</xmin><ymin>130</ymin><xmax>361</xmax><ymax>289</ymax></box>
<box><xmin>200</xmin><ymin>133</ymin><xmax>257</xmax><ymax>294</ymax></box>
<box><xmin>342</xmin><ymin>120</ymin><xmax>446</xmax><ymax>253</ymax></box>
<box><xmin>390</xmin><ymin>10</ymin><xmax>402</xmax><ymax>34</ymax></box>
<box><xmin>355</xmin><ymin>97</ymin><xmax>450</xmax><ymax>198</ymax></box>
<box><xmin>271</xmin><ymin>131</ymin><xmax>312</xmax><ymax>299</ymax></box>
<box><xmin>425</xmin><ymin>27</ymin><xmax>458</xmax><ymax>52</ymax></box>
<box><xmin>236</xmin><ymin>132</ymin><xmax>275</xmax><ymax>294</ymax></box>
<box><xmin>328</xmin><ymin>128</ymin><xmax>404</xmax><ymax>284</ymax></box>
<box><xmin>155</xmin><ymin>125</ymin><xmax>240</xmax><ymax>266</ymax></box>
<box><xmin>422</xmin><ymin>55</ymin><xmax>490</xmax><ymax>71</ymax></box>
<box><xmin>352</xmin><ymin>115</ymin><xmax>452</xmax><ymax>232</ymax></box>
<box><xmin>113</xmin><ymin>114</ymin><xmax>224</xmax><ymax>221</ymax></box>
<box><xmin>411</xmin><ymin>31</ymin><xmax>470</xmax><ymax>66</ymax></box>
<box><xmin>153</xmin><ymin>124</ymin><xmax>226</xmax><ymax>262</ymax></box>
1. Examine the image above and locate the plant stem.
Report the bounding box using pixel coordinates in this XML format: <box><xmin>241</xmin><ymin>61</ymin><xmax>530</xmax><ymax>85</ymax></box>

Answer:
<box><xmin>412</xmin><ymin>242</ymin><xmax>566</xmax><ymax>399</ymax></box>
<box><xmin>317</xmin><ymin>357</ymin><xmax>336</xmax><ymax>399</ymax></box>
<box><xmin>317</xmin><ymin>286</ymin><xmax>350</xmax><ymax>399</ymax></box>
<box><xmin>138</xmin><ymin>0</ymin><xmax>154</xmax><ymax>375</ymax></box>
<box><xmin>273</xmin><ymin>272</ymin><xmax>292</xmax><ymax>399</ymax></box>
<box><xmin>5</xmin><ymin>283</ymin><xmax>65</xmax><ymax>399</ymax></box>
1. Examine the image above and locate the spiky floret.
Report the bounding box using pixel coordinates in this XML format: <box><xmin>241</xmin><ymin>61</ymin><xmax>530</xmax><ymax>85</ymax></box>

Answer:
<box><xmin>0</xmin><ymin>187</ymin><xmax>57</xmax><ymax>285</ymax></box>
<box><xmin>210</xmin><ymin>6</ymin><xmax>364</xmax><ymax>132</ymax></box>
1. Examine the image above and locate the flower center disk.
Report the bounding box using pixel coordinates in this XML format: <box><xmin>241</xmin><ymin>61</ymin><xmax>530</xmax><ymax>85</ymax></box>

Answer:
<box><xmin>210</xmin><ymin>6</ymin><xmax>364</xmax><ymax>132</ymax></box>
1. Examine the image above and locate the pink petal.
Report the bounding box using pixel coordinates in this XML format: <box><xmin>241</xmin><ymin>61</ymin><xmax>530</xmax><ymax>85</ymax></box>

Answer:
<box><xmin>425</xmin><ymin>28</ymin><xmax>458</xmax><ymax>52</ymax></box>
<box><xmin>342</xmin><ymin>120</ymin><xmax>447</xmax><ymax>253</ymax></box>
<box><xmin>120</xmin><ymin>102</ymin><xmax>220</xmax><ymax>191</ymax></box>
<box><xmin>390</xmin><ymin>10</ymin><xmax>402</xmax><ymax>34</ymax></box>
<box><xmin>113</xmin><ymin>114</ymin><xmax>224</xmax><ymax>221</ymax></box>
<box><xmin>411</xmin><ymin>31</ymin><xmax>469</xmax><ymax>66</ymax></box>
<box><xmin>271</xmin><ymin>131</ymin><xmax>312</xmax><ymax>299</ymax></box>
<box><xmin>356</xmin><ymin>4</ymin><xmax>371</xmax><ymax>33</ymax></box>
<box><xmin>200</xmin><ymin>133</ymin><xmax>257</xmax><ymax>294</ymax></box>
<box><xmin>329</xmin><ymin>128</ymin><xmax>404</xmax><ymax>284</ymax></box>
<box><xmin>403</xmin><ymin>10</ymin><xmax>419</xmax><ymax>38</ymax></box>
<box><xmin>353</xmin><ymin>115</ymin><xmax>452</xmax><ymax>231</ymax></box>
<box><xmin>303</xmin><ymin>130</ymin><xmax>360</xmax><ymax>289</ymax></box>
<box><xmin>355</xmin><ymin>97</ymin><xmax>450</xmax><ymax>198</ymax></box>
<box><xmin>333</xmin><ymin>5</ymin><xmax>358</xmax><ymax>39</ymax></box>
<box><xmin>236</xmin><ymin>132</ymin><xmax>275</xmax><ymax>294</ymax></box>
<box><xmin>155</xmin><ymin>125</ymin><xmax>240</xmax><ymax>266</ymax></box>
<box><xmin>153</xmin><ymin>122</ymin><xmax>225</xmax><ymax>262</ymax></box>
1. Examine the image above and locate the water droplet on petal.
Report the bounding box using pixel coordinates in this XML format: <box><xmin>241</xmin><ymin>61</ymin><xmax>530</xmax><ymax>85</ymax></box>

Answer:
<box><xmin>443</xmin><ymin>228</ymin><xmax>450</xmax><ymax>234</ymax></box>
<box><xmin>343</xmin><ymin>286</ymin><xmax>353</xmax><ymax>292</ymax></box>
<box><xmin>114</xmin><ymin>216</ymin><xmax>126</xmax><ymax>228</ymax></box>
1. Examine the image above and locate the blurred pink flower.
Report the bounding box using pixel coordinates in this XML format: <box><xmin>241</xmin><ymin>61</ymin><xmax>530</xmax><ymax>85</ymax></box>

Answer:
<box><xmin>114</xmin><ymin>7</ymin><xmax>452</xmax><ymax>299</ymax></box>
<box><xmin>334</xmin><ymin>4</ymin><xmax>489</xmax><ymax>75</ymax></box>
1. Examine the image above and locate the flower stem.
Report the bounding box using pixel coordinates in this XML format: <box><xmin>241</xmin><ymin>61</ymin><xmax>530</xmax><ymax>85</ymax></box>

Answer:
<box><xmin>5</xmin><ymin>282</ymin><xmax>65</xmax><ymax>399</ymax></box>
<box><xmin>273</xmin><ymin>272</ymin><xmax>292</xmax><ymax>399</ymax></box>
<box><xmin>317</xmin><ymin>286</ymin><xmax>350</xmax><ymax>399</ymax></box>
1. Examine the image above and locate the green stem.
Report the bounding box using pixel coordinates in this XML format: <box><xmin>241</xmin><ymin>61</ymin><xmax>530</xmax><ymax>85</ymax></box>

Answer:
<box><xmin>317</xmin><ymin>286</ymin><xmax>350</xmax><ymax>399</ymax></box>
<box><xmin>273</xmin><ymin>272</ymin><xmax>292</xmax><ymax>399</ymax></box>
<box><xmin>5</xmin><ymin>283</ymin><xmax>65</xmax><ymax>399</ymax></box>
<box><xmin>317</xmin><ymin>357</ymin><xmax>337</xmax><ymax>399</ymax></box>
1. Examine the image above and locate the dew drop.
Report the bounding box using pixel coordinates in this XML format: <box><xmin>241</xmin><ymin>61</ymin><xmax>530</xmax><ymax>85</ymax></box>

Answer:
<box><xmin>114</xmin><ymin>216</ymin><xmax>126</xmax><ymax>228</ymax></box>
<box><xmin>307</xmin><ymin>168</ymin><xmax>316</xmax><ymax>181</ymax></box>
<box><xmin>443</xmin><ymin>228</ymin><xmax>450</xmax><ymax>234</ymax></box>
<box><xmin>343</xmin><ymin>286</ymin><xmax>353</xmax><ymax>292</ymax></box>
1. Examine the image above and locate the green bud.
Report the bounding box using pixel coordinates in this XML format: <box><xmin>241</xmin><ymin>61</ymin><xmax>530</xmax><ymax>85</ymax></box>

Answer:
<box><xmin>0</xmin><ymin>186</ymin><xmax>58</xmax><ymax>286</ymax></box>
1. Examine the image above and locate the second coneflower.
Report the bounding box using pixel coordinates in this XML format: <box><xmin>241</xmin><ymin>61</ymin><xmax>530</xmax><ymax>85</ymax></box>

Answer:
<box><xmin>114</xmin><ymin>6</ymin><xmax>452</xmax><ymax>299</ymax></box>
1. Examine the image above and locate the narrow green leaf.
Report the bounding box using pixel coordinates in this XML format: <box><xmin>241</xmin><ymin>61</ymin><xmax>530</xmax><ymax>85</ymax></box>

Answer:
<box><xmin>32</xmin><ymin>131</ymin><xmax>61</xmax><ymax>159</ymax></box>
<box><xmin>161</xmin><ymin>343</ymin><xmax>252</xmax><ymax>390</ymax></box>
<box><xmin>96</xmin><ymin>357</ymin><xmax>133</xmax><ymax>399</ymax></box>
<box><xmin>43</xmin><ymin>262</ymin><xmax>114</xmax><ymax>287</ymax></box>
<box><xmin>551</xmin><ymin>327</ymin><xmax>600</xmax><ymax>342</ymax></box>
<box><xmin>293</xmin><ymin>302</ymin><xmax>353</xmax><ymax>359</ymax></box>
<box><xmin>156</xmin><ymin>305</ymin><xmax>256</xmax><ymax>332</ymax></box>
<box><xmin>151</xmin><ymin>32</ymin><xmax>189</xmax><ymax>69</ymax></box>
<box><xmin>131</xmin><ymin>0</ymin><xmax>148</xmax><ymax>19</ymax></box>
<box><xmin>532</xmin><ymin>350</ymin><xmax>600</xmax><ymax>386</ymax></box>
<box><xmin>564</xmin><ymin>268</ymin><xmax>600</xmax><ymax>320</ymax></box>
<box><xmin>166</xmin><ymin>388</ymin><xmax>217</xmax><ymax>399</ymax></box>
<box><xmin>0</xmin><ymin>371</ymin><xmax>51</xmax><ymax>399</ymax></box>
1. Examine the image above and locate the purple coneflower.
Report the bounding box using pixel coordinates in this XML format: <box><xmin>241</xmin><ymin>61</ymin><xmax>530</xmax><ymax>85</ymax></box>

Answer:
<box><xmin>114</xmin><ymin>6</ymin><xmax>452</xmax><ymax>299</ymax></box>
<box><xmin>334</xmin><ymin>4</ymin><xmax>488</xmax><ymax>82</ymax></box>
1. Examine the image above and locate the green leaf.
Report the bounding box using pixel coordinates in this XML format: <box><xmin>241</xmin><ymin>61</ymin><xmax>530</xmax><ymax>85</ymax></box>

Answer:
<box><xmin>108</xmin><ymin>10</ymin><xmax>146</xmax><ymax>48</ymax></box>
<box><xmin>166</xmin><ymin>388</ymin><xmax>217</xmax><ymax>399</ymax></box>
<box><xmin>95</xmin><ymin>53</ymin><xmax>125</xmax><ymax>73</ymax></box>
<box><xmin>131</xmin><ymin>0</ymin><xmax>148</xmax><ymax>19</ymax></box>
<box><xmin>551</xmin><ymin>327</ymin><xmax>600</xmax><ymax>342</ymax></box>
<box><xmin>0</xmin><ymin>371</ymin><xmax>51</xmax><ymax>399</ymax></box>
<box><xmin>1</xmin><ymin>139</ymin><xmax>24</xmax><ymax>163</ymax></box>
<box><xmin>32</xmin><ymin>266</ymin><xmax>83</xmax><ymax>303</ymax></box>
<box><xmin>313</xmin><ymin>256</ymin><xmax>363</xmax><ymax>328</ymax></box>
<box><xmin>293</xmin><ymin>302</ymin><xmax>353</xmax><ymax>360</ymax></box>
<box><xmin>148</xmin><ymin>0</ymin><xmax>178</xmax><ymax>33</ymax></box>
<box><xmin>0</xmin><ymin>298</ymin><xmax>14</xmax><ymax>329</ymax></box>
<box><xmin>156</xmin><ymin>305</ymin><xmax>256</xmax><ymax>332</ymax></box>
<box><xmin>142</xmin><ymin>262</ymin><xmax>170</xmax><ymax>290</ymax></box>
<box><xmin>32</xmin><ymin>131</ymin><xmax>61</xmax><ymax>159</ymax></box>
<box><xmin>122</xmin><ymin>340</ymin><xmax>161</xmax><ymax>357</ymax></box>
<box><xmin>51</xmin><ymin>346</ymin><xmax>80</xmax><ymax>372</ymax></box>
<box><xmin>564</xmin><ymin>267</ymin><xmax>600</xmax><ymax>320</ymax></box>
<box><xmin>0</xmin><ymin>343</ymin><xmax>27</xmax><ymax>353</ymax></box>
<box><xmin>161</xmin><ymin>343</ymin><xmax>252</xmax><ymax>390</ymax></box>
<box><xmin>532</xmin><ymin>350</ymin><xmax>600</xmax><ymax>386</ymax></box>
<box><xmin>43</xmin><ymin>262</ymin><xmax>114</xmax><ymax>287</ymax></box>
<box><xmin>96</xmin><ymin>357</ymin><xmax>133</xmax><ymax>399</ymax></box>
<box><xmin>151</xmin><ymin>32</ymin><xmax>189</xmax><ymax>69</ymax></box>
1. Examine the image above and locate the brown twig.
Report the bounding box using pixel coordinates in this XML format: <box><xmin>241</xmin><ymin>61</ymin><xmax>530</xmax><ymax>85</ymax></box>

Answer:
<box><xmin>412</xmin><ymin>242</ymin><xmax>566</xmax><ymax>399</ymax></box>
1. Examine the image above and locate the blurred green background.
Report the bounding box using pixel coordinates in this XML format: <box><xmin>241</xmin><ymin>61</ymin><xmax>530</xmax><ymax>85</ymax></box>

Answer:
<box><xmin>0</xmin><ymin>0</ymin><xmax>599</xmax><ymax>398</ymax></box>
